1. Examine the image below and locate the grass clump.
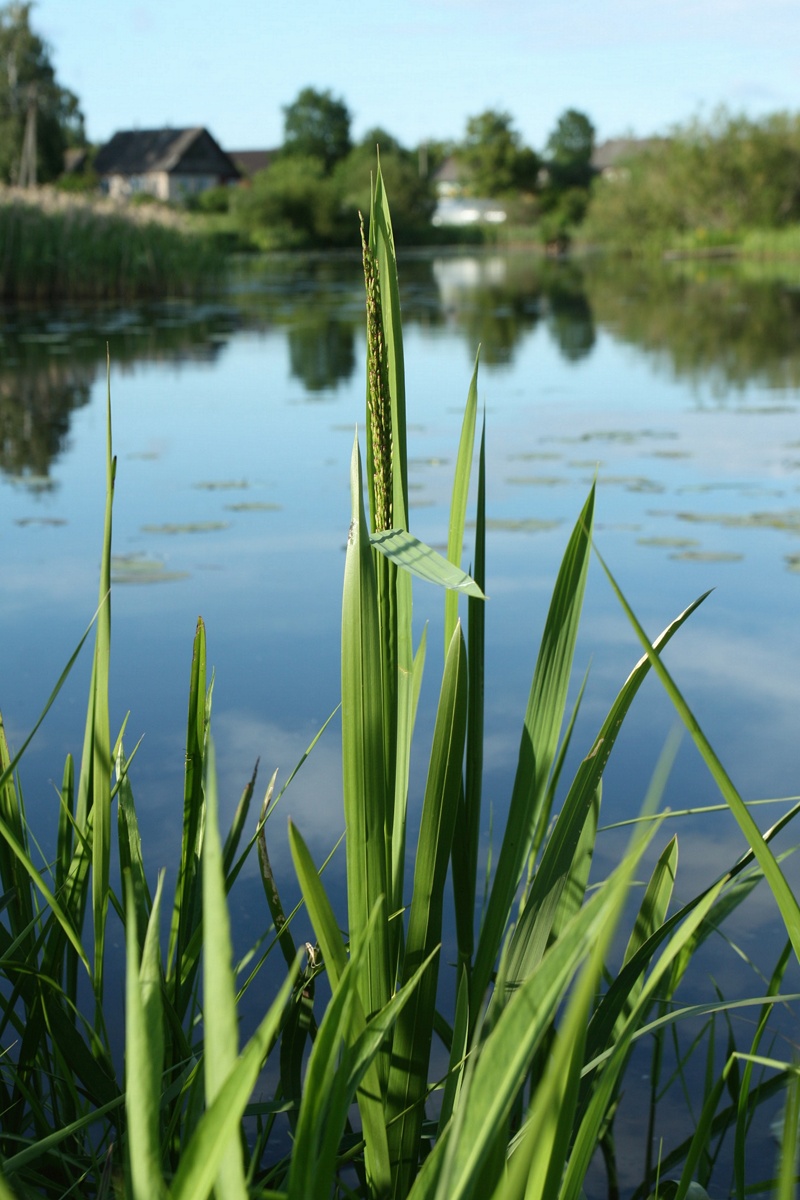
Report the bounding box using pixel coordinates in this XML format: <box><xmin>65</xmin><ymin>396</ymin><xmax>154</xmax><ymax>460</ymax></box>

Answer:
<box><xmin>1</xmin><ymin>169</ymin><xmax>800</xmax><ymax>1200</ymax></box>
<box><xmin>0</xmin><ymin>187</ymin><xmax>225</xmax><ymax>301</ymax></box>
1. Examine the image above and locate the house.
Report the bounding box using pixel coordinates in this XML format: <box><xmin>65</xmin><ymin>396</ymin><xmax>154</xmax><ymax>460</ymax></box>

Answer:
<box><xmin>430</xmin><ymin>155</ymin><xmax>507</xmax><ymax>226</ymax></box>
<box><xmin>94</xmin><ymin>127</ymin><xmax>240</xmax><ymax>201</ymax></box>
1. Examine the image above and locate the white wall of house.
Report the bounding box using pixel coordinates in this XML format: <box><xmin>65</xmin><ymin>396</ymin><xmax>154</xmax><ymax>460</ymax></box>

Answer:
<box><xmin>104</xmin><ymin>171</ymin><xmax>220</xmax><ymax>201</ymax></box>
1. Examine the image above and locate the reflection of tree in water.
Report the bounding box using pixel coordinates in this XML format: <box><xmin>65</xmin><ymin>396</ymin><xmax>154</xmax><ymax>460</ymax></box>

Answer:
<box><xmin>544</xmin><ymin>268</ymin><xmax>596</xmax><ymax>362</ymax></box>
<box><xmin>288</xmin><ymin>318</ymin><xmax>355</xmax><ymax>392</ymax></box>
<box><xmin>428</xmin><ymin>254</ymin><xmax>596</xmax><ymax>366</ymax></box>
<box><xmin>584</xmin><ymin>261</ymin><xmax>800</xmax><ymax>397</ymax></box>
<box><xmin>0</xmin><ymin>363</ymin><xmax>91</xmax><ymax>486</ymax></box>
<box><xmin>0</xmin><ymin>303</ymin><xmax>242</xmax><ymax>486</ymax></box>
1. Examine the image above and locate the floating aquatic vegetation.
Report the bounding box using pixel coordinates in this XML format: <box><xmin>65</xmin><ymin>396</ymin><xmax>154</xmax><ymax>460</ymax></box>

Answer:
<box><xmin>507</xmin><ymin>451</ymin><xmax>562</xmax><ymax>461</ymax></box>
<box><xmin>637</xmin><ymin>536</ymin><xmax>700</xmax><ymax>548</ymax></box>
<box><xmin>223</xmin><ymin>502</ymin><xmax>281</xmax><ymax>513</ymax></box>
<box><xmin>596</xmin><ymin>475</ymin><xmax>665</xmax><ymax>493</ymax></box>
<box><xmin>141</xmin><ymin>521</ymin><xmax>230</xmax><ymax>535</ymax></box>
<box><xmin>546</xmin><ymin>428</ymin><xmax>679</xmax><ymax>445</ymax></box>
<box><xmin>506</xmin><ymin>475</ymin><xmax>568</xmax><ymax>487</ymax></box>
<box><xmin>193</xmin><ymin>480</ymin><xmax>249</xmax><ymax>491</ymax></box>
<box><xmin>482</xmin><ymin>517</ymin><xmax>562</xmax><ymax>533</ymax></box>
<box><xmin>676</xmin><ymin>481</ymin><xmax>782</xmax><ymax>496</ymax></box>
<box><xmin>676</xmin><ymin>508</ymin><xmax>800</xmax><ymax>533</ymax></box>
<box><xmin>14</xmin><ymin>516</ymin><xmax>67</xmax><ymax>527</ymax></box>
<box><xmin>110</xmin><ymin>554</ymin><xmax>189</xmax><ymax>585</ymax></box>
<box><xmin>669</xmin><ymin>549</ymin><xmax>744</xmax><ymax>563</ymax></box>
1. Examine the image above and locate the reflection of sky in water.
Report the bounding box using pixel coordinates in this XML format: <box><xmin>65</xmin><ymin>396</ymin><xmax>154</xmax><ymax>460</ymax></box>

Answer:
<box><xmin>2</xmin><ymin>261</ymin><xmax>800</xmax><ymax>1187</ymax></box>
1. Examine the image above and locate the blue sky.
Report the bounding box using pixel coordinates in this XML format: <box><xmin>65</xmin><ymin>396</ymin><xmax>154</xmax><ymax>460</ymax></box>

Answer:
<box><xmin>37</xmin><ymin>0</ymin><xmax>799</xmax><ymax>153</ymax></box>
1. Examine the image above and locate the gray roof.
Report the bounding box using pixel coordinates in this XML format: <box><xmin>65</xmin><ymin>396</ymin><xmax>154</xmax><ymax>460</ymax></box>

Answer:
<box><xmin>94</xmin><ymin>127</ymin><xmax>240</xmax><ymax>180</ymax></box>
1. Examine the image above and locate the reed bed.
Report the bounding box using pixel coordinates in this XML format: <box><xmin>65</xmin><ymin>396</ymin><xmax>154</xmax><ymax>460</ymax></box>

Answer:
<box><xmin>0</xmin><ymin>187</ymin><xmax>225</xmax><ymax>301</ymax></box>
<box><xmin>0</xmin><ymin>169</ymin><xmax>799</xmax><ymax>1200</ymax></box>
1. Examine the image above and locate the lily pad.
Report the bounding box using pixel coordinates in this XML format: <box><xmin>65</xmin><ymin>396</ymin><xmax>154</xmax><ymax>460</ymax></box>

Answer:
<box><xmin>111</xmin><ymin>555</ymin><xmax>189</xmax><ymax>585</ymax></box>
<box><xmin>637</xmin><ymin>536</ymin><xmax>699</xmax><ymax>548</ymax></box>
<box><xmin>506</xmin><ymin>476</ymin><xmax>567</xmax><ymax>487</ymax></box>
<box><xmin>224</xmin><ymin>502</ymin><xmax>281</xmax><ymax>512</ymax></box>
<box><xmin>14</xmin><ymin>516</ymin><xmax>67</xmax><ymax>528</ymax></box>
<box><xmin>669</xmin><ymin>550</ymin><xmax>744</xmax><ymax>563</ymax></box>
<box><xmin>483</xmin><ymin>517</ymin><xmax>561</xmax><ymax>533</ymax></box>
<box><xmin>141</xmin><ymin>521</ymin><xmax>230</xmax><ymax>535</ymax></box>
<box><xmin>194</xmin><ymin>480</ymin><xmax>249</xmax><ymax>491</ymax></box>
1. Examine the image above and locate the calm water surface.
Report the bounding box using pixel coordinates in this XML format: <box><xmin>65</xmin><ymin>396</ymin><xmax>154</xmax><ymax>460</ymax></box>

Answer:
<box><xmin>3</xmin><ymin>251</ymin><xmax>800</xmax><ymax>1191</ymax></box>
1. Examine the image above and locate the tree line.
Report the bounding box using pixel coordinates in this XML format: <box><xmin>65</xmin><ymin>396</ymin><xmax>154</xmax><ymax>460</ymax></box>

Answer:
<box><xmin>4</xmin><ymin>2</ymin><xmax>800</xmax><ymax>254</ymax></box>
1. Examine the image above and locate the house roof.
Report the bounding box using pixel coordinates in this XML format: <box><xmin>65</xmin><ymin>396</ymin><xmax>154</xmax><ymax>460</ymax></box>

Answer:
<box><xmin>94</xmin><ymin>127</ymin><xmax>240</xmax><ymax>180</ymax></box>
<box><xmin>591</xmin><ymin>137</ymin><xmax>667</xmax><ymax>171</ymax></box>
<box><xmin>228</xmin><ymin>149</ymin><xmax>277</xmax><ymax>177</ymax></box>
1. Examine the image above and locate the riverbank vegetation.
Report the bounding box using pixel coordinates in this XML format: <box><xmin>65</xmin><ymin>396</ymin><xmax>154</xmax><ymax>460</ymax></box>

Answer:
<box><xmin>2</xmin><ymin>171</ymin><xmax>800</xmax><ymax>1200</ymax></box>
<box><xmin>0</xmin><ymin>187</ymin><xmax>226</xmax><ymax>300</ymax></box>
<box><xmin>581</xmin><ymin>110</ymin><xmax>800</xmax><ymax>256</ymax></box>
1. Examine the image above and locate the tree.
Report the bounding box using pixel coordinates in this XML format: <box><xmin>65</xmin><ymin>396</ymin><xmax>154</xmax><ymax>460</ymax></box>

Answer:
<box><xmin>545</xmin><ymin>108</ymin><xmax>596</xmax><ymax>189</ymax></box>
<box><xmin>232</xmin><ymin>155</ymin><xmax>343</xmax><ymax>248</ymax></box>
<box><xmin>0</xmin><ymin>2</ymin><xmax>85</xmax><ymax>185</ymax></box>
<box><xmin>457</xmin><ymin>109</ymin><xmax>539</xmax><ymax>198</ymax></box>
<box><xmin>335</xmin><ymin>129</ymin><xmax>436</xmax><ymax>237</ymax></box>
<box><xmin>281</xmin><ymin>86</ymin><xmax>352</xmax><ymax>174</ymax></box>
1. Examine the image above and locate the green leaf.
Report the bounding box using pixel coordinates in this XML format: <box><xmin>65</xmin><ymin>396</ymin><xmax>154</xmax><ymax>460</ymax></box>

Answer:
<box><xmin>202</xmin><ymin>735</ymin><xmax>248</xmax><ymax>1199</ymax></box>
<box><xmin>387</xmin><ymin>620</ymin><xmax>469</xmax><ymax>1192</ymax></box>
<box><xmin>341</xmin><ymin>435</ymin><xmax>391</xmax><ymax>1046</ymax></box>
<box><xmin>125</xmin><ymin>870</ymin><xmax>167</xmax><ymax>1200</ymax></box>
<box><xmin>370</xmin><ymin>528</ymin><xmax>485</xmax><ymax>598</ymax></box>
<box><xmin>471</xmin><ymin>484</ymin><xmax>594</xmax><ymax>1017</ymax></box>
<box><xmin>595</xmin><ymin>541</ymin><xmax>800</xmax><ymax>964</ymax></box>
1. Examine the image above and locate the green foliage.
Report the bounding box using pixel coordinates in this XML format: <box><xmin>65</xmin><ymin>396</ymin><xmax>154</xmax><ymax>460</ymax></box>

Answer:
<box><xmin>281</xmin><ymin>85</ymin><xmax>352</xmax><ymax>173</ymax></box>
<box><xmin>335</xmin><ymin>133</ymin><xmax>437</xmax><ymax>237</ymax></box>
<box><xmin>232</xmin><ymin>154</ymin><xmax>342</xmax><ymax>249</ymax></box>
<box><xmin>0</xmin><ymin>1</ymin><xmax>85</xmax><ymax>184</ymax></box>
<box><xmin>584</xmin><ymin>108</ymin><xmax>800</xmax><ymax>249</ymax></box>
<box><xmin>233</xmin><ymin>129</ymin><xmax>436</xmax><ymax>248</ymax></box>
<box><xmin>457</xmin><ymin>108</ymin><xmax>540</xmax><ymax>198</ymax></box>
<box><xmin>545</xmin><ymin>108</ymin><xmax>596</xmax><ymax>188</ymax></box>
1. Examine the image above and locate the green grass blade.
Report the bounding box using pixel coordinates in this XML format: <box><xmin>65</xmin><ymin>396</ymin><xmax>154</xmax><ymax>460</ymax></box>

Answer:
<box><xmin>125</xmin><ymin>870</ymin><xmax>167</xmax><ymax>1200</ymax></box>
<box><xmin>409</xmin><ymin>860</ymin><xmax>645</xmax><ymax>1200</ymax></box>
<box><xmin>167</xmin><ymin>617</ymin><xmax>207</xmax><ymax>1009</ymax></box>
<box><xmin>453</xmin><ymin>415</ymin><xmax>487</xmax><ymax>971</ymax></box>
<box><xmin>503</xmin><ymin>826</ymin><xmax>662</xmax><ymax>1200</ymax></box>
<box><xmin>75</xmin><ymin>355</ymin><xmax>114</xmax><ymax>1007</ymax></box>
<box><xmin>341</xmin><ymin>435</ymin><xmax>391</xmax><ymax>1039</ymax></box>
<box><xmin>776</xmin><ymin>1069</ymin><xmax>800</xmax><ymax>1200</ymax></box>
<box><xmin>288</xmin><ymin>821</ymin><xmax>392</xmax><ymax>1196</ymax></box>
<box><xmin>471</xmin><ymin>484</ymin><xmax>595</xmax><ymax>1014</ymax></box>
<box><xmin>445</xmin><ymin>348</ymin><xmax>480</xmax><ymax>649</ymax></box>
<box><xmin>387</xmin><ymin>620</ymin><xmax>469</xmax><ymax>1193</ymax></box>
<box><xmin>502</xmin><ymin>589</ymin><xmax>708</xmax><ymax>999</ymax></box>
<box><xmin>595</xmin><ymin>541</ymin><xmax>800</xmax><ymax>963</ymax></box>
<box><xmin>202</xmin><ymin>735</ymin><xmax>248</xmax><ymax>1199</ymax></box>
<box><xmin>168</xmin><ymin>957</ymin><xmax>299</xmax><ymax>1200</ymax></box>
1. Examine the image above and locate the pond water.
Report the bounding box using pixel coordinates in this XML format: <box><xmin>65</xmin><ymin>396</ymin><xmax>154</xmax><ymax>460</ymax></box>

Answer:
<box><xmin>3</xmin><ymin>250</ymin><xmax>800</xmax><ymax>1191</ymax></box>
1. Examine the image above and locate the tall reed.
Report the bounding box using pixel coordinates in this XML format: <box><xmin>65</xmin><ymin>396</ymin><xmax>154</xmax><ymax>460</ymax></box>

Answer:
<box><xmin>0</xmin><ymin>187</ymin><xmax>225</xmax><ymax>301</ymax></box>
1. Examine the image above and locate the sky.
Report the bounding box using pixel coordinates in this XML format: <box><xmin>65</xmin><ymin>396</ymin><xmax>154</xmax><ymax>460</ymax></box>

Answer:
<box><xmin>35</xmin><ymin>0</ymin><xmax>800</xmax><ymax>154</ymax></box>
